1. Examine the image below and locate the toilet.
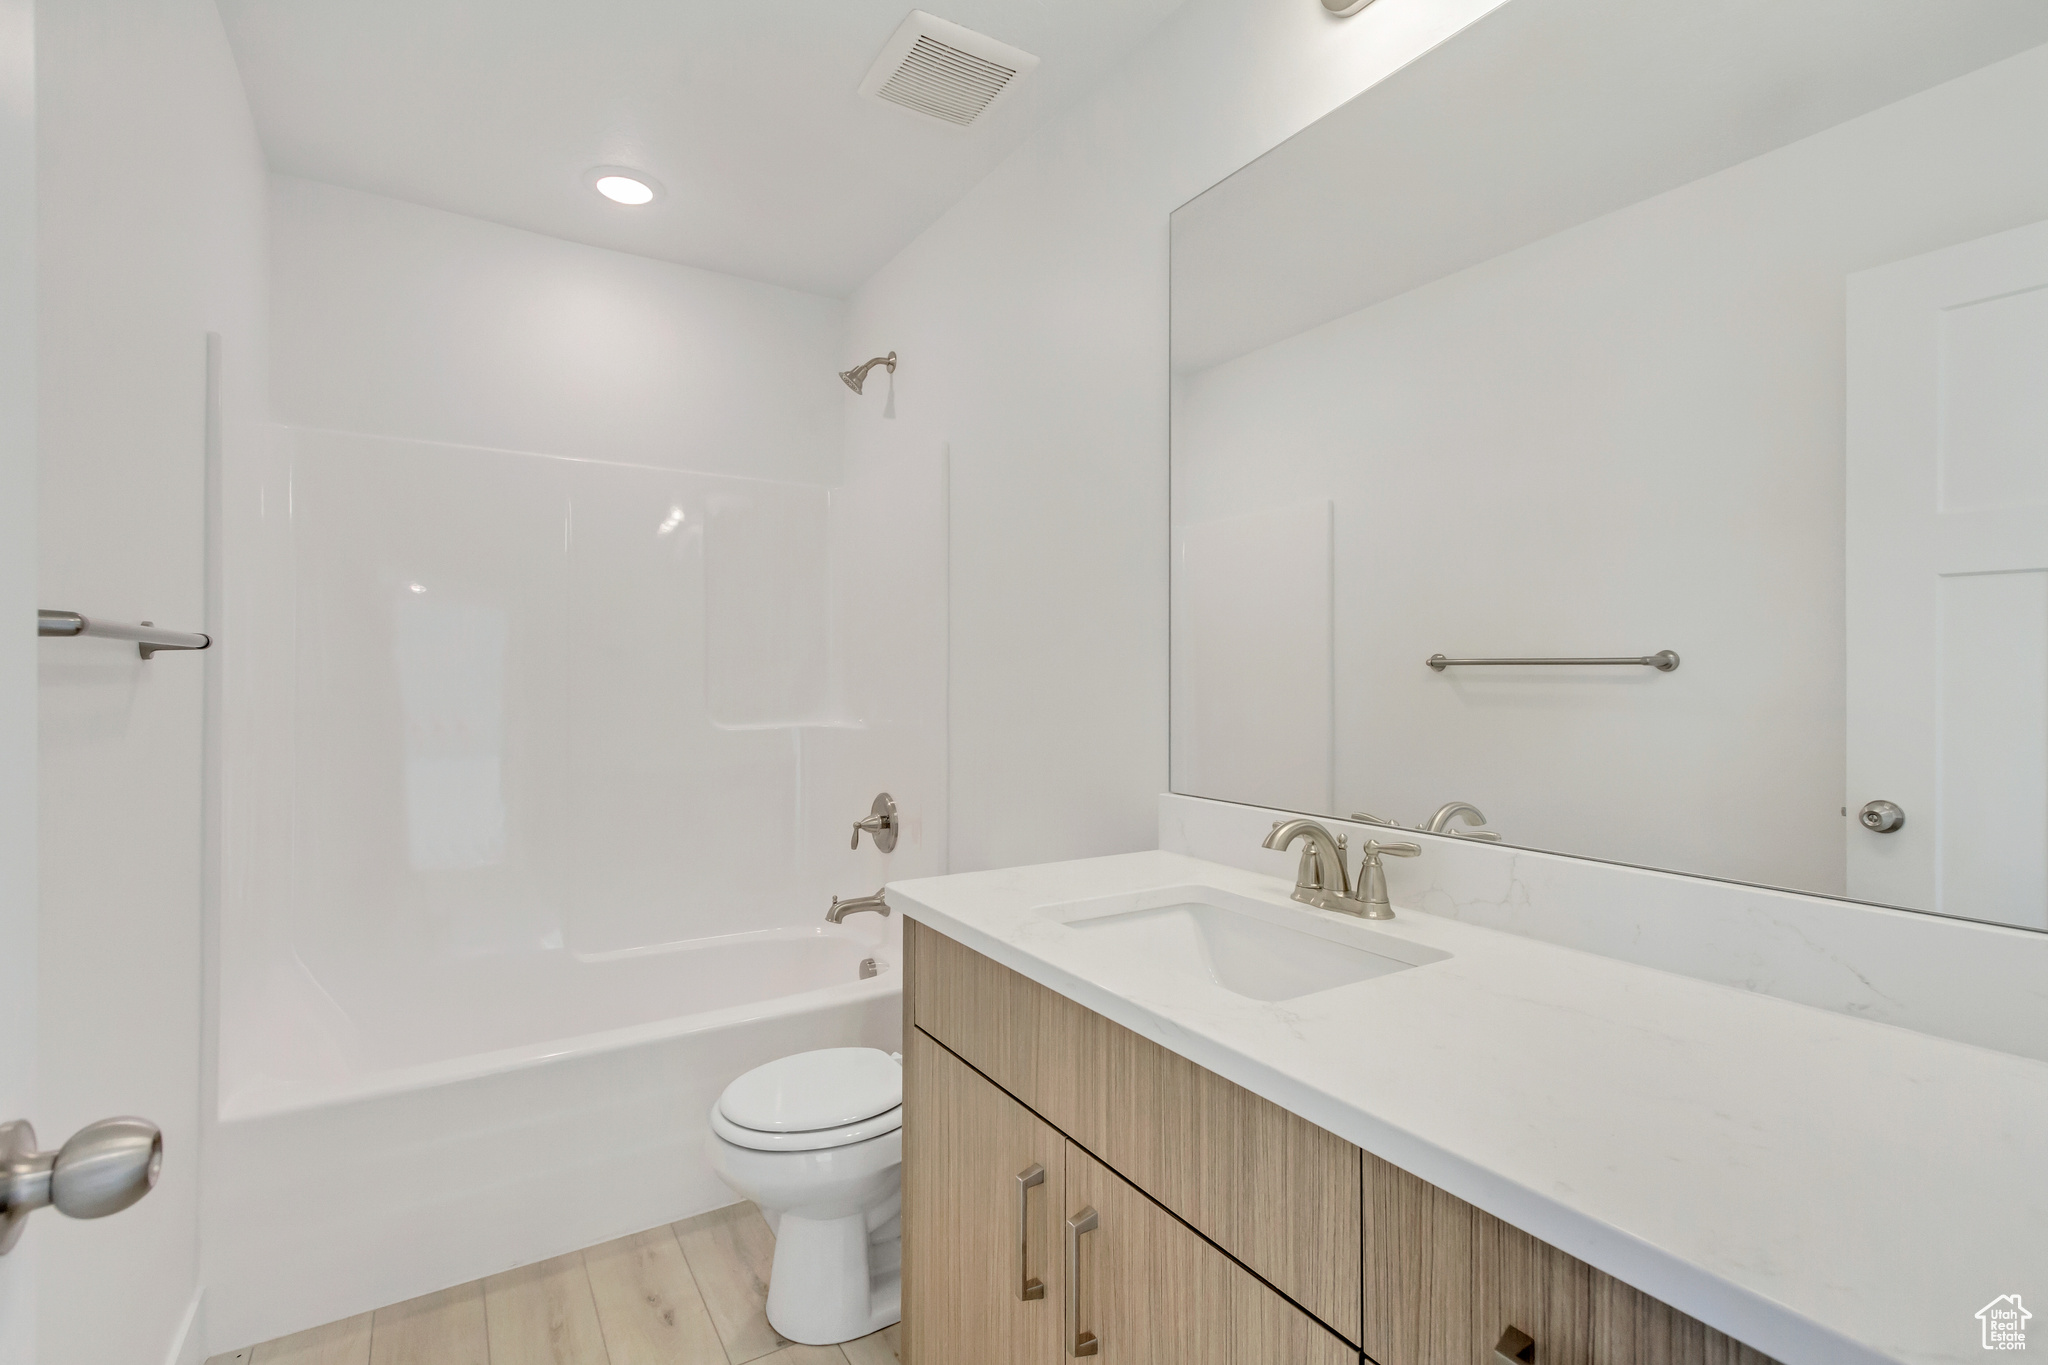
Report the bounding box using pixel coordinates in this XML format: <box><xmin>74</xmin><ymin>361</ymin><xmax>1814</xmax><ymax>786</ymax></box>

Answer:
<box><xmin>706</xmin><ymin>1047</ymin><xmax>904</xmax><ymax>1345</ymax></box>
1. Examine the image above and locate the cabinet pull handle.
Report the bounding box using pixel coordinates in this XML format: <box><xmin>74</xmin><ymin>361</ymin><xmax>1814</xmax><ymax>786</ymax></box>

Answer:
<box><xmin>1065</xmin><ymin>1205</ymin><xmax>1099</xmax><ymax>1357</ymax></box>
<box><xmin>1015</xmin><ymin>1163</ymin><xmax>1046</xmax><ymax>1301</ymax></box>
<box><xmin>1495</xmin><ymin>1325</ymin><xmax>1537</xmax><ymax>1364</ymax></box>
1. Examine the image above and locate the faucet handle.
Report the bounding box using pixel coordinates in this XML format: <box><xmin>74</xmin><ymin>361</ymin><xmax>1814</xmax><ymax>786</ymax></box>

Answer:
<box><xmin>1447</xmin><ymin>829</ymin><xmax>1503</xmax><ymax>842</ymax></box>
<box><xmin>851</xmin><ymin>793</ymin><xmax>899</xmax><ymax>852</ymax></box>
<box><xmin>1363</xmin><ymin>840</ymin><xmax>1421</xmax><ymax>859</ymax></box>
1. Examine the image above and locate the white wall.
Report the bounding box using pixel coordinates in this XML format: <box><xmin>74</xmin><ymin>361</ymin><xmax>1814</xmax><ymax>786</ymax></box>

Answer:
<box><xmin>843</xmin><ymin>0</ymin><xmax>1512</xmax><ymax>873</ymax></box>
<box><xmin>0</xmin><ymin>0</ymin><xmax>36</xmax><ymax>1355</ymax></box>
<box><xmin>1174</xmin><ymin>43</ymin><xmax>2048</xmax><ymax>896</ymax></box>
<box><xmin>270</xmin><ymin>176</ymin><xmax>846</xmax><ymax>484</ymax></box>
<box><xmin>34</xmin><ymin>0</ymin><xmax>268</xmax><ymax>1361</ymax></box>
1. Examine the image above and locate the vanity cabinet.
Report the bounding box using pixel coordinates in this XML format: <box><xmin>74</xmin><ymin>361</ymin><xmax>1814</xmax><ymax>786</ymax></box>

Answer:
<box><xmin>903</xmin><ymin>1029</ymin><xmax>1068</xmax><ymax>1365</ymax></box>
<box><xmin>909</xmin><ymin>918</ymin><xmax>1362</xmax><ymax>1341</ymax></box>
<box><xmin>903</xmin><ymin>921</ymin><xmax>1780</xmax><ymax>1365</ymax></box>
<box><xmin>905</xmin><ymin>1027</ymin><xmax>1354</xmax><ymax>1365</ymax></box>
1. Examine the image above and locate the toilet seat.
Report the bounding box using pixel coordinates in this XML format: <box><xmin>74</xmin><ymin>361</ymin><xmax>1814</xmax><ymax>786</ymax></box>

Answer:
<box><xmin>713</xmin><ymin>1047</ymin><xmax>903</xmax><ymax>1152</ymax></box>
<box><xmin>710</xmin><ymin>1102</ymin><xmax>902</xmax><ymax>1152</ymax></box>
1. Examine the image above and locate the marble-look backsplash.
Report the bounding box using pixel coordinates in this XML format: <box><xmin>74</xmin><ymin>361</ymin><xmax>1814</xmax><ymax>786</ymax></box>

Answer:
<box><xmin>1161</xmin><ymin>793</ymin><xmax>2048</xmax><ymax>1064</ymax></box>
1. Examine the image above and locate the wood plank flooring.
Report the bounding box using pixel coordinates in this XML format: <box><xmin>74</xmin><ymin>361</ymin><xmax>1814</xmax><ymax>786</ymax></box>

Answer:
<box><xmin>207</xmin><ymin>1203</ymin><xmax>901</xmax><ymax>1365</ymax></box>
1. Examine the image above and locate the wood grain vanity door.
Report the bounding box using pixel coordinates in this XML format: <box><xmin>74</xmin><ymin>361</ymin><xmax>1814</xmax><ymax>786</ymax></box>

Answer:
<box><xmin>1064</xmin><ymin>1143</ymin><xmax>1354</xmax><ymax>1365</ymax></box>
<box><xmin>1363</xmin><ymin>1152</ymin><xmax>1779</xmax><ymax>1365</ymax></box>
<box><xmin>1365</xmin><ymin>1150</ymin><xmax>1612</xmax><ymax>1365</ymax></box>
<box><xmin>910</xmin><ymin>921</ymin><xmax>1362</xmax><ymax>1343</ymax></box>
<box><xmin>904</xmin><ymin>1029</ymin><xmax>1067</xmax><ymax>1365</ymax></box>
<box><xmin>1473</xmin><ymin>1212</ymin><xmax>1594</xmax><ymax>1365</ymax></box>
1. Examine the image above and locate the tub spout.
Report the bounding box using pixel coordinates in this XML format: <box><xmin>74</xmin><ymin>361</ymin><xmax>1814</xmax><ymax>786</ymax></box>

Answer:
<box><xmin>826</xmin><ymin>889</ymin><xmax>891</xmax><ymax>923</ymax></box>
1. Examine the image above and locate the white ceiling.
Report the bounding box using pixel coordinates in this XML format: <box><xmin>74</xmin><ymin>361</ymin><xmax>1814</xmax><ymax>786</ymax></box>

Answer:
<box><xmin>216</xmin><ymin>0</ymin><xmax>1188</xmax><ymax>298</ymax></box>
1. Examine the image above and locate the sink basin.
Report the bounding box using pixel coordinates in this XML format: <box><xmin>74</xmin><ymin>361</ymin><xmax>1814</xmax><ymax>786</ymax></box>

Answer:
<box><xmin>1038</xmin><ymin>885</ymin><xmax>1448</xmax><ymax>1003</ymax></box>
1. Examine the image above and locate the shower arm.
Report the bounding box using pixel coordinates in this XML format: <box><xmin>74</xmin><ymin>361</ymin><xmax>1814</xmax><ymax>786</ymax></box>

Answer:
<box><xmin>838</xmin><ymin>351</ymin><xmax>897</xmax><ymax>394</ymax></box>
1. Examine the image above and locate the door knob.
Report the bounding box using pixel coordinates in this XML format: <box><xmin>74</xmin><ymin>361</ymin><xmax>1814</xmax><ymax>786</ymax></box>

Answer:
<box><xmin>1858</xmin><ymin>800</ymin><xmax>1905</xmax><ymax>833</ymax></box>
<box><xmin>0</xmin><ymin>1117</ymin><xmax>163</xmax><ymax>1254</ymax></box>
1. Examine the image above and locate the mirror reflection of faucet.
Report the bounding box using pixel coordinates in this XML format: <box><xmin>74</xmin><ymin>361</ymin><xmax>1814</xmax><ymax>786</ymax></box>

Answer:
<box><xmin>1423</xmin><ymin>802</ymin><xmax>1503</xmax><ymax>841</ymax></box>
<box><xmin>1349</xmin><ymin>802</ymin><xmax>1503</xmax><ymax>843</ymax></box>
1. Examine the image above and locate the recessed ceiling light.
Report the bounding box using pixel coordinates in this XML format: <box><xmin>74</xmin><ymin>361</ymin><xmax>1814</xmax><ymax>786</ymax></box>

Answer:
<box><xmin>585</xmin><ymin>166</ymin><xmax>662</xmax><ymax>207</ymax></box>
<box><xmin>596</xmin><ymin>175</ymin><xmax>653</xmax><ymax>205</ymax></box>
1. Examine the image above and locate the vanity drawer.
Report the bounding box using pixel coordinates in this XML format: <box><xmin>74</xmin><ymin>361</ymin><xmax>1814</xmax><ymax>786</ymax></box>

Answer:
<box><xmin>909</xmin><ymin>921</ymin><xmax>1363</xmax><ymax>1344</ymax></box>
<box><xmin>1363</xmin><ymin>1152</ymin><xmax>1780</xmax><ymax>1365</ymax></box>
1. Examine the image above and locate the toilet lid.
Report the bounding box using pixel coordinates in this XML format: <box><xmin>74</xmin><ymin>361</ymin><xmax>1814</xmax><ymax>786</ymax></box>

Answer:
<box><xmin>717</xmin><ymin>1047</ymin><xmax>902</xmax><ymax>1133</ymax></box>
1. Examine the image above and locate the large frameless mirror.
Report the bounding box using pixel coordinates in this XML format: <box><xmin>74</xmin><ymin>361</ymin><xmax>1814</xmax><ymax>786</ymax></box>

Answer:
<box><xmin>1169</xmin><ymin>0</ymin><xmax>2048</xmax><ymax>930</ymax></box>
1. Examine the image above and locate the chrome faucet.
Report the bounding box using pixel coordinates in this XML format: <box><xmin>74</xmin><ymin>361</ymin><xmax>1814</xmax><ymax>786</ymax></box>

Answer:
<box><xmin>1263</xmin><ymin>818</ymin><xmax>1356</xmax><ymax>912</ymax></box>
<box><xmin>1355</xmin><ymin>840</ymin><xmax>1421</xmax><ymax>917</ymax></box>
<box><xmin>1263</xmin><ymin>818</ymin><xmax>1423</xmax><ymax>919</ymax></box>
<box><xmin>825</xmin><ymin>888</ymin><xmax>891</xmax><ymax>923</ymax></box>
<box><xmin>1423</xmin><ymin>801</ymin><xmax>1502</xmax><ymax>841</ymax></box>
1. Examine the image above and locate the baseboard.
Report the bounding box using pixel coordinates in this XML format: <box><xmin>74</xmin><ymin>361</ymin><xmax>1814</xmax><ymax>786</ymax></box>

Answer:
<box><xmin>165</xmin><ymin>1286</ymin><xmax>205</xmax><ymax>1365</ymax></box>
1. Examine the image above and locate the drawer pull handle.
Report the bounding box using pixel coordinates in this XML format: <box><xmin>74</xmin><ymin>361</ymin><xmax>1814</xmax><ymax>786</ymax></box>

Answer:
<box><xmin>1016</xmin><ymin>1163</ymin><xmax>1046</xmax><ymax>1301</ymax></box>
<box><xmin>1065</xmin><ymin>1205</ymin><xmax>1099</xmax><ymax>1357</ymax></box>
<box><xmin>1495</xmin><ymin>1325</ymin><xmax>1537</xmax><ymax>1364</ymax></box>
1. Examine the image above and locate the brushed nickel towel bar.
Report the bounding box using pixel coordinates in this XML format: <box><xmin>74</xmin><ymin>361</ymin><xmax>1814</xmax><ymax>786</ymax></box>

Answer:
<box><xmin>1428</xmin><ymin>650</ymin><xmax>1679</xmax><ymax>672</ymax></box>
<box><xmin>39</xmin><ymin>610</ymin><xmax>209</xmax><ymax>659</ymax></box>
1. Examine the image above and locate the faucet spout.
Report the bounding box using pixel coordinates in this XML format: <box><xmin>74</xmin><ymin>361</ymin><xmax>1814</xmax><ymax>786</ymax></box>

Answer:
<box><xmin>1263</xmin><ymin>819</ymin><xmax>1365</xmax><ymax>914</ymax></box>
<box><xmin>826</xmin><ymin>889</ymin><xmax>891</xmax><ymax>923</ymax></box>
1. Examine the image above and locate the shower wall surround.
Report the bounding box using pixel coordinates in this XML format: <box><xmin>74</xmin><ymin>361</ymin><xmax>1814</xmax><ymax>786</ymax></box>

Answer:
<box><xmin>224</xmin><ymin>428</ymin><xmax>910</xmax><ymax>1105</ymax></box>
<box><xmin>206</xmin><ymin>178</ymin><xmax>946</xmax><ymax>1345</ymax></box>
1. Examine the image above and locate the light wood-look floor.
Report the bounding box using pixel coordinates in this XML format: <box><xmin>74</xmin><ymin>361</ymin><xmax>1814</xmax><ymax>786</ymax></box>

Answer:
<box><xmin>206</xmin><ymin>1203</ymin><xmax>901</xmax><ymax>1365</ymax></box>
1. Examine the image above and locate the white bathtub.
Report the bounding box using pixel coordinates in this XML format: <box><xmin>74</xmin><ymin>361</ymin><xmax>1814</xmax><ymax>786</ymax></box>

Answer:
<box><xmin>204</xmin><ymin>919</ymin><xmax>902</xmax><ymax>1352</ymax></box>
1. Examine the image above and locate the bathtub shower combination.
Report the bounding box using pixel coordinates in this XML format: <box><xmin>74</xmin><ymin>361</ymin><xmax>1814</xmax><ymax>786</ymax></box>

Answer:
<box><xmin>206</xmin><ymin>424</ymin><xmax>944</xmax><ymax>1347</ymax></box>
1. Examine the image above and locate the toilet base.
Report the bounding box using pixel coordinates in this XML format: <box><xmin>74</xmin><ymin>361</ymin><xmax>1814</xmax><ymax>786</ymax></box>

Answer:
<box><xmin>764</xmin><ymin>1208</ymin><xmax>903</xmax><ymax>1345</ymax></box>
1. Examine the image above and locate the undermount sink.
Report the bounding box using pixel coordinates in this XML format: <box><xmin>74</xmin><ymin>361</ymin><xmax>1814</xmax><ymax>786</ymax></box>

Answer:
<box><xmin>1036</xmin><ymin>885</ymin><xmax>1449</xmax><ymax>1002</ymax></box>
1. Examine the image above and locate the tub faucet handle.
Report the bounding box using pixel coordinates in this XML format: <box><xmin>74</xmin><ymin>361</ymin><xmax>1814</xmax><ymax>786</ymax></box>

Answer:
<box><xmin>851</xmin><ymin>793</ymin><xmax>899</xmax><ymax>852</ymax></box>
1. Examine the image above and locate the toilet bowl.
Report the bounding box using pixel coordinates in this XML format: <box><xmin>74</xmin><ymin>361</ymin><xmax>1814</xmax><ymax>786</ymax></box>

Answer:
<box><xmin>706</xmin><ymin>1047</ymin><xmax>904</xmax><ymax>1345</ymax></box>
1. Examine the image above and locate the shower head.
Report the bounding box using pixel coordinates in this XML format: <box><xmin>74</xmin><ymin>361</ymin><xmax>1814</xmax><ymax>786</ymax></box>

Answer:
<box><xmin>839</xmin><ymin>351</ymin><xmax>897</xmax><ymax>394</ymax></box>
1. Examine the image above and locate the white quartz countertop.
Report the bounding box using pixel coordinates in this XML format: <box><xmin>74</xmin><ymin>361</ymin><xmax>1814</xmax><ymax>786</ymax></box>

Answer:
<box><xmin>887</xmin><ymin>850</ymin><xmax>2048</xmax><ymax>1365</ymax></box>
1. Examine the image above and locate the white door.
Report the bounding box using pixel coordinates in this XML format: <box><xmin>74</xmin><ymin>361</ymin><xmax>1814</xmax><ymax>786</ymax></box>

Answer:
<box><xmin>1846</xmin><ymin>218</ymin><xmax>2048</xmax><ymax>929</ymax></box>
<box><xmin>0</xmin><ymin>0</ymin><xmax>37</xmax><ymax>1359</ymax></box>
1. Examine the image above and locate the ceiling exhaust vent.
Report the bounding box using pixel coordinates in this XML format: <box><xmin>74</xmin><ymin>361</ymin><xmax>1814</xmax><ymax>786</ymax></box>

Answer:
<box><xmin>859</xmin><ymin>11</ymin><xmax>1039</xmax><ymax>127</ymax></box>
